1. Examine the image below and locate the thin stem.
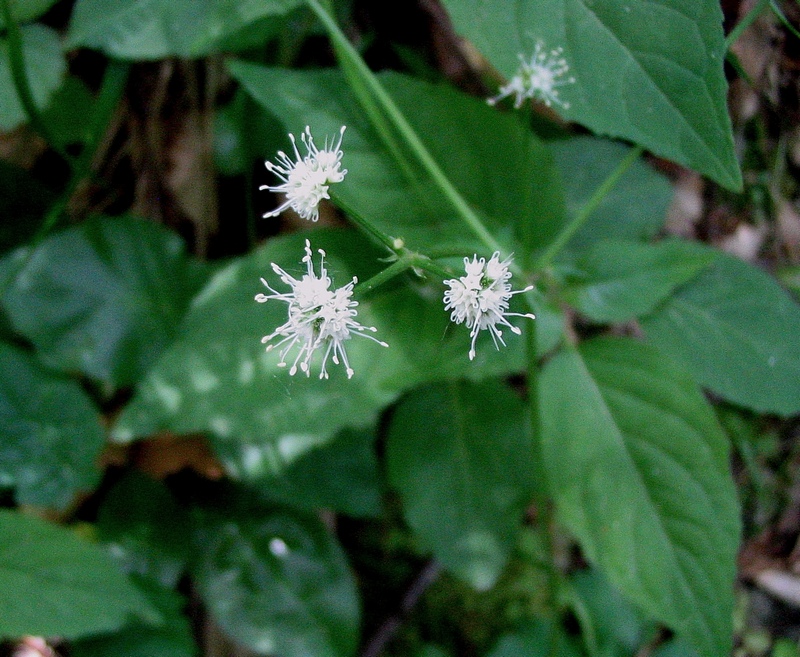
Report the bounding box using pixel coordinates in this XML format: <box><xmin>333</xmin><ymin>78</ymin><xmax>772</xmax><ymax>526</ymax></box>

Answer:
<box><xmin>770</xmin><ymin>0</ymin><xmax>800</xmax><ymax>42</ymax></box>
<box><xmin>724</xmin><ymin>0</ymin><xmax>769</xmax><ymax>50</ymax></box>
<box><xmin>0</xmin><ymin>60</ymin><xmax>130</xmax><ymax>299</ymax></box>
<box><xmin>357</xmin><ymin>258</ymin><xmax>414</xmax><ymax>296</ymax></box>
<box><xmin>361</xmin><ymin>560</ymin><xmax>441</xmax><ymax>657</ymax></box>
<box><xmin>1</xmin><ymin>0</ymin><xmax>70</xmax><ymax>162</ymax></box>
<box><xmin>329</xmin><ymin>189</ymin><xmax>402</xmax><ymax>253</ymax></box>
<box><xmin>306</xmin><ymin>0</ymin><xmax>506</xmax><ymax>257</ymax></box>
<box><xmin>358</xmin><ymin>252</ymin><xmax>453</xmax><ymax>297</ymax></box>
<box><xmin>533</xmin><ymin>145</ymin><xmax>644</xmax><ymax>273</ymax></box>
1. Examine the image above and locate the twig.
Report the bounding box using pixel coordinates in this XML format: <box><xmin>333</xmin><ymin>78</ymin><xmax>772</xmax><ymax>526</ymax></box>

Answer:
<box><xmin>360</xmin><ymin>560</ymin><xmax>441</xmax><ymax>657</ymax></box>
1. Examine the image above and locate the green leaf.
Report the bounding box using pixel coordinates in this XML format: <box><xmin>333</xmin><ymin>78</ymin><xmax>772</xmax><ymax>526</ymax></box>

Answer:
<box><xmin>70</xmin><ymin>579</ymin><xmax>195</xmax><ymax>657</ymax></box>
<box><xmin>193</xmin><ymin>506</ymin><xmax>359</xmax><ymax>657</ymax></box>
<box><xmin>0</xmin><ymin>216</ymin><xmax>208</xmax><ymax>389</ymax></box>
<box><xmin>550</xmin><ymin>136</ymin><xmax>673</xmax><ymax>254</ymax></box>
<box><xmin>229</xmin><ymin>62</ymin><xmax>564</xmax><ymax>263</ymax></box>
<box><xmin>571</xmin><ymin>569</ymin><xmax>654</xmax><ymax>656</ymax></box>
<box><xmin>0</xmin><ymin>510</ymin><xmax>159</xmax><ymax>639</ymax></box>
<box><xmin>97</xmin><ymin>472</ymin><xmax>191</xmax><ymax>587</ymax></box>
<box><xmin>441</xmin><ymin>0</ymin><xmax>741</xmax><ymax>190</ymax></box>
<box><xmin>252</xmin><ymin>427</ymin><xmax>382</xmax><ymax>518</ymax></box>
<box><xmin>387</xmin><ymin>380</ymin><xmax>533</xmax><ymax>590</ymax></box>
<box><xmin>0</xmin><ymin>342</ymin><xmax>105</xmax><ymax>510</ymax></box>
<box><xmin>539</xmin><ymin>337</ymin><xmax>740</xmax><ymax>657</ymax></box>
<box><xmin>113</xmin><ymin>229</ymin><xmax>528</xmax><ymax>474</ymax></box>
<box><xmin>0</xmin><ymin>0</ymin><xmax>58</xmax><ymax>28</ymax></box>
<box><xmin>0</xmin><ymin>24</ymin><xmax>66</xmax><ymax>132</ymax></box>
<box><xmin>65</xmin><ymin>0</ymin><xmax>303</xmax><ymax>59</ymax></box>
<box><xmin>487</xmin><ymin>619</ymin><xmax>584</xmax><ymax>657</ymax></box>
<box><xmin>641</xmin><ymin>251</ymin><xmax>800</xmax><ymax>416</ymax></box>
<box><xmin>562</xmin><ymin>239</ymin><xmax>716</xmax><ymax>323</ymax></box>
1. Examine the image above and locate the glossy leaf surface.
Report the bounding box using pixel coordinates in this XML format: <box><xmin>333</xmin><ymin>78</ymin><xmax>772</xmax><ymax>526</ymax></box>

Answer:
<box><xmin>0</xmin><ymin>216</ymin><xmax>207</xmax><ymax>388</ymax></box>
<box><xmin>0</xmin><ymin>342</ymin><xmax>105</xmax><ymax>510</ymax></box>
<box><xmin>194</xmin><ymin>507</ymin><xmax>359</xmax><ymax>657</ymax></box>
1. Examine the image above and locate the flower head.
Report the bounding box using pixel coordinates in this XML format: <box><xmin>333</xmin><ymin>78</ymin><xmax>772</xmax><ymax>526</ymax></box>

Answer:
<box><xmin>255</xmin><ymin>240</ymin><xmax>387</xmax><ymax>379</ymax></box>
<box><xmin>443</xmin><ymin>252</ymin><xmax>535</xmax><ymax>361</ymax></box>
<box><xmin>488</xmin><ymin>42</ymin><xmax>575</xmax><ymax>109</ymax></box>
<box><xmin>260</xmin><ymin>126</ymin><xmax>348</xmax><ymax>222</ymax></box>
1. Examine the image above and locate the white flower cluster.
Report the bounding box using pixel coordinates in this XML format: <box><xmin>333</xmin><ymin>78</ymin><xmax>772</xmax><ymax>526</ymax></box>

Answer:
<box><xmin>444</xmin><ymin>252</ymin><xmax>535</xmax><ymax>361</ymax></box>
<box><xmin>488</xmin><ymin>43</ymin><xmax>575</xmax><ymax>110</ymax></box>
<box><xmin>260</xmin><ymin>126</ymin><xmax>348</xmax><ymax>222</ymax></box>
<box><xmin>255</xmin><ymin>239</ymin><xmax>387</xmax><ymax>379</ymax></box>
<box><xmin>257</xmin><ymin>127</ymin><xmax>538</xmax><ymax>377</ymax></box>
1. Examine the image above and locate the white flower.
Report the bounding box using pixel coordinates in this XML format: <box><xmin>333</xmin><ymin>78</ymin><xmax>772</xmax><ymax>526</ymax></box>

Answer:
<box><xmin>255</xmin><ymin>240</ymin><xmax>387</xmax><ymax>379</ymax></box>
<box><xmin>488</xmin><ymin>42</ymin><xmax>575</xmax><ymax>109</ymax></box>
<box><xmin>443</xmin><ymin>252</ymin><xmax>535</xmax><ymax>361</ymax></box>
<box><xmin>260</xmin><ymin>126</ymin><xmax>348</xmax><ymax>222</ymax></box>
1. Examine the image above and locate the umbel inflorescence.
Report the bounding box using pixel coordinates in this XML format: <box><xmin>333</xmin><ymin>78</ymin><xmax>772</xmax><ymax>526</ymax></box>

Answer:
<box><xmin>257</xmin><ymin>125</ymin><xmax>537</xmax><ymax>377</ymax></box>
<box><xmin>260</xmin><ymin>125</ymin><xmax>348</xmax><ymax>222</ymax></box>
<box><xmin>444</xmin><ymin>252</ymin><xmax>536</xmax><ymax>361</ymax></box>
<box><xmin>488</xmin><ymin>42</ymin><xmax>575</xmax><ymax>110</ymax></box>
<box><xmin>255</xmin><ymin>239</ymin><xmax>388</xmax><ymax>380</ymax></box>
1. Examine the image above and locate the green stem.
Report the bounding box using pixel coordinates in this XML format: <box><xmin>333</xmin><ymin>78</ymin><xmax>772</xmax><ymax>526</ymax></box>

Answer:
<box><xmin>533</xmin><ymin>145</ymin><xmax>643</xmax><ymax>273</ymax></box>
<box><xmin>770</xmin><ymin>0</ymin><xmax>800</xmax><ymax>42</ymax></box>
<box><xmin>306</xmin><ymin>0</ymin><xmax>505</xmax><ymax>257</ymax></box>
<box><xmin>358</xmin><ymin>252</ymin><xmax>453</xmax><ymax>297</ymax></box>
<box><xmin>724</xmin><ymin>0</ymin><xmax>769</xmax><ymax>50</ymax></box>
<box><xmin>0</xmin><ymin>60</ymin><xmax>130</xmax><ymax>299</ymax></box>
<box><xmin>357</xmin><ymin>258</ymin><xmax>414</xmax><ymax>296</ymax></box>
<box><xmin>329</xmin><ymin>189</ymin><xmax>402</xmax><ymax>253</ymax></box>
<box><xmin>1</xmin><ymin>0</ymin><xmax>70</xmax><ymax>162</ymax></box>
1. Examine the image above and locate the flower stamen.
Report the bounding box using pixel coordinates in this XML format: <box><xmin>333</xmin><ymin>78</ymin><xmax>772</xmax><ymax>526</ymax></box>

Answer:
<box><xmin>256</xmin><ymin>239</ymin><xmax>387</xmax><ymax>379</ymax></box>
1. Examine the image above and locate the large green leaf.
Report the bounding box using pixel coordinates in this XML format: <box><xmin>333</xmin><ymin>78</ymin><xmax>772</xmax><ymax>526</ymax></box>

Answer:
<box><xmin>441</xmin><ymin>0</ymin><xmax>741</xmax><ymax>190</ymax></box>
<box><xmin>562</xmin><ymin>239</ymin><xmax>716</xmax><ymax>322</ymax></box>
<box><xmin>0</xmin><ymin>24</ymin><xmax>66</xmax><ymax>131</ymax></box>
<box><xmin>387</xmin><ymin>380</ymin><xmax>533</xmax><ymax>590</ymax></box>
<box><xmin>113</xmin><ymin>229</ymin><xmax>529</xmax><ymax>476</ymax></box>
<box><xmin>0</xmin><ymin>510</ymin><xmax>159</xmax><ymax>639</ymax></box>
<box><xmin>65</xmin><ymin>0</ymin><xmax>302</xmax><ymax>59</ymax></box>
<box><xmin>0</xmin><ymin>216</ymin><xmax>207</xmax><ymax>389</ymax></box>
<box><xmin>70</xmin><ymin>578</ymin><xmax>195</xmax><ymax>657</ymax></box>
<box><xmin>550</xmin><ymin>136</ymin><xmax>673</xmax><ymax>253</ymax></box>
<box><xmin>229</xmin><ymin>62</ymin><xmax>564</xmax><ymax>263</ymax></box>
<box><xmin>539</xmin><ymin>337</ymin><xmax>740</xmax><ymax>657</ymax></box>
<box><xmin>570</xmin><ymin>569</ymin><xmax>654</xmax><ymax>657</ymax></box>
<box><xmin>641</xmin><ymin>251</ymin><xmax>800</xmax><ymax>416</ymax></box>
<box><xmin>252</xmin><ymin>427</ymin><xmax>382</xmax><ymax>518</ymax></box>
<box><xmin>0</xmin><ymin>342</ymin><xmax>105</xmax><ymax>510</ymax></box>
<box><xmin>193</xmin><ymin>506</ymin><xmax>359</xmax><ymax>657</ymax></box>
